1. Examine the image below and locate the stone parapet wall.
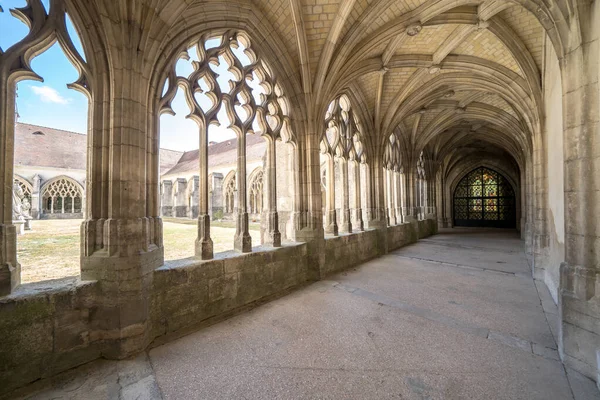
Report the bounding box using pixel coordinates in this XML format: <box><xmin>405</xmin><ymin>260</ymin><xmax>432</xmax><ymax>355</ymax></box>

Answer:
<box><xmin>0</xmin><ymin>279</ymin><xmax>100</xmax><ymax>395</ymax></box>
<box><xmin>323</xmin><ymin>230</ymin><xmax>380</xmax><ymax>277</ymax></box>
<box><xmin>387</xmin><ymin>223</ymin><xmax>418</xmax><ymax>251</ymax></box>
<box><xmin>0</xmin><ymin>218</ymin><xmax>436</xmax><ymax>396</ymax></box>
<box><xmin>151</xmin><ymin>243</ymin><xmax>308</xmax><ymax>339</ymax></box>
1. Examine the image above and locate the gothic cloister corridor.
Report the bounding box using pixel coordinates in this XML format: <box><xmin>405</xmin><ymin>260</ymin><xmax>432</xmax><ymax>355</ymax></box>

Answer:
<box><xmin>8</xmin><ymin>230</ymin><xmax>598</xmax><ymax>400</ymax></box>
<box><xmin>1</xmin><ymin>0</ymin><xmax>600</xmax><ymax>397</ymax></box>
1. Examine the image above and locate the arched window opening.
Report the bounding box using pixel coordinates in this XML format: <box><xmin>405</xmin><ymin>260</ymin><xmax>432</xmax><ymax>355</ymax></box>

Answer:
<box><xmin>383</xmin><ymin>133</ymin><xmax>403</xmax><ymax>225</ymax></box>
<box><xmin>453</xmin><ymin>167</ymin><xmax>516</xmax><ymax>228</ymax></box>
<box><xmin>2</xmin><ymin>1</ymin><xmax>91</xmax><ymax>284</ymax></box>
<box><xmin>224</xmin><ymin>173</ymin><xmax>237</xmax><ymax>215</ymax></box>
<box><xmin>249</xmin><ymin>170</ymin><xmax>264</xmax><ymax>215</ymax></box>
<box><xmin>320</xmin><ymin>95</ymin><xmax>366</xmax><ymax>235</ymax></box>
<box><xmin>41</xmin><ymin>178</ymin><xmax>83</xmax><ymax>217</ymax></box>
<box><xmin>159</xmin><ymin>31</ymin><xmax>294</xmax><ymax>259</ymax></box>
<box><xmin>417</xmin><ymin>152</ymin><xmax>427</xmax><ymax>221</ymax></box>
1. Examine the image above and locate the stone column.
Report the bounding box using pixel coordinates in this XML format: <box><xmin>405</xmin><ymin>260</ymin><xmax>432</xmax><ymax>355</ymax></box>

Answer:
<box><xmin>0</xmin><ymin>76</ymin><xmax>20</xmax><ymax>296</ymax></box>
<box><xmin>324</xmin><ymin>155</ymin><xmax>338</xmax><ymax>235</ymax></box>
<box><xmin>559</xmin><ymin>3</ymin><xmax>600</xmax><ymax>383</ymax></box>
<box><xmin>263</xmin><ymin>138</ymin><xmax>281</xmax><ymax>246</ymax></box>
<box><xmin>172</xmin><ymin>178</ymin><xmax>186</xmax><ymax>217</ymax></box>
<box><xmin>339</xmin><ymin>158</ymin><xmax>352</xmax><ymax>233</ymax></box>
<box><xmin>211</xmin><ymin>173</ymin><xmax>224</xmax><ymax>219</ymax></box>
<box><xmin>353</xmin><ymin>161</ymin><xmax>364</xmax><ymax>231</ymax></box>
<box><xmin>161</xmin><ymin>180</ymin><xmax>173</xmax><ymax>216</ymax></box>
<box><xmin>188</xmin><ymin>176</ymin><xmax>199</xmax><ymax>219</ymax></box>
<box><xmin>403</xmin><ymin>168</ymin><xmax>417</xmax><ymax>223</ymax></box>
<box><xmin>363</xmin><ymin>162</ymin><xmax>374</xmax><ymax>225</ymax></box>
<box><xmin>387</xmin><ymin>169</ymin><xmax>397</xmax><ymax>225</ymax></box>
<box><xmin>234</xmin><ymin>133</ymin><xmax>251</xmax><ymax>252</ymax></box>
<box><xmin>196</xmin><ymin>122</ymin><xmax>213</xmax><ymax>259</ymax></box>
<box><xmin>383</xmin><ymin>168</ymin><xmax>390</xmax><ymax>226</ymax></box>
<box><xmin>32</xmin><ymin>174</ymin><xmax>41</xmax><ymax>219</ymax></box>
<box><xmin>394</xmin><ymin>170</ymin><xmax>403</xmax><ymax>224</ymax></box>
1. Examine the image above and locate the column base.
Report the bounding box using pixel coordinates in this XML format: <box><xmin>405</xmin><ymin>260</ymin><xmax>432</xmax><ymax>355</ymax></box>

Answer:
<box><xmin>0</xmin><ymin>262</ymin><xmax>20</xmax><ymax>297</ymax></box>
<box><xmin>264</xmin><ymin>231</ymin><xmax>282</xmax><ymax>247</ymax></box>
<box><xmin>403</xmin><ymin>214</ymin><xmax>417</xmax><ymax>223</ymax></box>
<box><xmin>234</xmin><ymin>233</ymin><xmax>252</xmax><ymax>252</ymax></box>
<box><xmin>340</xmin><ymin>209</ymin><xmax>352</xmax><ymax>233</ymax></box>
<box><xmin>339</xmin><ymin>222</ymin><xmax>352</xmax><ymax>233</ymax></box>
<box><xmin>195</xmin><ymin>214</ymin><xmax>213</xmax><ymax>259</ymax></box>
<box><xmin>325</xmin><ymin>210</ymin><xmax>338</xmax><ymax>236</ymax></box>
<box><xmin>263</xmin><ymin>211</ymin><xmax>282</xmax><ymax>247</ymax></box>
<box><xmin>0</xmin><ymin>224</ymin><xmax>20</xmax><ymax>296</ymax></box>
<box><xmin>234</xmin><ymin>212</ymin><xmax>252</xmax><ymax>252</ymax></box>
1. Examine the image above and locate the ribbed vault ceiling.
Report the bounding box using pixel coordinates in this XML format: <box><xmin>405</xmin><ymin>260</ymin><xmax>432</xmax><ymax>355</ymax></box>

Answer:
<box><xmin>86</xmin><ymin>0</ymin><xmax>566</xmax><ymax>171</ymax></box>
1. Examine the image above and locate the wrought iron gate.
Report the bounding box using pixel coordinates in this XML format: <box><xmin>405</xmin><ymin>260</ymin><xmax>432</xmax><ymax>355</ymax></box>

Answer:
<box><xmin>453</xmin><ymin>167</ymin><xmax>516</xmax><ymax>228</ymax></box>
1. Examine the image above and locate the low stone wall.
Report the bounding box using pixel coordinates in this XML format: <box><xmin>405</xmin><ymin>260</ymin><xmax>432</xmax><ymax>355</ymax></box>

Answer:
<box><xmin>151</xmin><ymin>243</ymin><xmax>308</xmax><ymax>338</ymax></box>
<box><xmin>323</xmin><ymin>230</ymin><xmax>380</xmax><ymax>276</ymax></box>
<box><xmin>387</xmin><ymin>223</ymin><xmax>418</xmax><ymax>251</ymax></box>
<box><xmin>417</xmin><ymin>218</ymin><xmax>438</xmax><ymax>239</ymax></box>
<box><xmin>0</xmin><ymin>279</ymin><xmax>100</xmax><ymax>394</ymax></box>
<box><xmin>0</xmin><ymin>218</ymin><xmax>438</xmax><ymax>396</ymax></box>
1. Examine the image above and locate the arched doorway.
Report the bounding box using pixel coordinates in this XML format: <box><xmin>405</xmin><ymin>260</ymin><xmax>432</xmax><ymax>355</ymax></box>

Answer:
<box><xmin>453</xmin><ymin>167</ymin><xmax>516</xmax><ymax>229</ymax></box>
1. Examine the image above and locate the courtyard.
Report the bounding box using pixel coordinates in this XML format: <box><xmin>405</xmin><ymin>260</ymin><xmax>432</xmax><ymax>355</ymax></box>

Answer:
<box><xmin>17</xmin><ymin>219</ymin><xmax>261</xmax><ymax>283</ymax></box>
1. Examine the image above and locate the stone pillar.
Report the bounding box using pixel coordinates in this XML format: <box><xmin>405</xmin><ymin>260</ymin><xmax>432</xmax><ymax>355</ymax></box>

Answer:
<box><xmin>195</xmin><ymin>122</ymin><xmax>213</xmax><ymax>259</ymax></box>
<box><xmin>0</xmin><ymin>70</ymin><xmax>20</xmax><ymax>296</ymax></box>
<box><xmin>80</xmin><ymin>39</ymin><xmax>164</xmax><ymax>359</ymax></box>
<box><xmin>234</xmin><ymin>133</ymin><xmax>251</xmax><ymax>252</ymax></box>
<box><xmin>353</xmin><ymin>161</ymin><xmax>364</xmax><ymax>231</ymax></box>
<box><xmin>172</xmin><ymin>178</ymin><xmax>186</xmax><ymax>217</ymax></box>
<box><xmin>324</xmin><ymin>156</ymin><xmax>338</xmax><ymax>235</ymax></box>
<box><xmin>559</xmin><ymin>3</ymin><xmax>600</xmax><ymax>384</ymax></box>
<box><xmin>210</xmin><ymin>173</ymin><xmax>223</xmax><ymax>218</ymax></box>
<box><xmin>388</xmin><ymin>169</ymin><xmax>397</xmax><ymax>225</ymax></box>
<box><xmin>31</xmin><ymin>174</ymin><xmax>41</xmax><ymax>219</ymax></box>
<box><xmin>394</xmin><ymin>170</ymin><xmax>403</xmax><ymax>224</ymax></box>
<box><xmin>403</xmin><ymin>168</ymin><xmax>417</xmax><ymax>223</ymax></box>
<box><xmin>263</xmin><ymin>138</ymin><xmax>281</xmax><ymax>246</ymax></box>
<box><xmin>363</xmin><ymin>162</ymin><xmax>375</xmax><ymax>225</ymax></box>
<box><xmin>383</xmin><ymin>168</ymin><xmax>390</xmax><ymax>226</ymax></box>
<box><xmin>339</xmin><ymin>158</ymin><xmax>352</xmax><ymax>233</ymax></box>
<box><xmin>161</xmin><ymin>180</ymin><xmax>173</xmax><ymax>216</ymax></box>
<box><xmin>188</xmin><ymin>176</ymin><xmax>199</xmax><ymax>219</ymax></box>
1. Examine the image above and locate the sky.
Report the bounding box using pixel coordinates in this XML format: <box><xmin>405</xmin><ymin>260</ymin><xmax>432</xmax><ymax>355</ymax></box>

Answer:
<box><xmin>0</xmin><ymin>0</ymin><xmax>241</xmax><ymax>151</ymax></box>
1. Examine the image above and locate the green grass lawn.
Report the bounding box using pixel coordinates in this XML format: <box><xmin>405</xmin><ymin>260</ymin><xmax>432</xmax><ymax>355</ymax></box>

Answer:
<box><xmin>17</xmin><ymin>219</ymin><xmax>260</xmax><ymax>284</ymax></box>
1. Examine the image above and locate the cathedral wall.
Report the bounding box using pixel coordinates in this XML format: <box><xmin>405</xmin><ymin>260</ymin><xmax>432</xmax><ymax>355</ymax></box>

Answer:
<box><xmin>541</xmin><ymin>34</ymin><xmax>565</xmax><ymax>303</ymax></box>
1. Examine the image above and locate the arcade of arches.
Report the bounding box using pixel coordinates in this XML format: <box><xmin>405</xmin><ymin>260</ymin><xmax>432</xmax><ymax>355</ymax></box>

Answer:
<box><xmin>0</xmin><ymin>0</ymin><xmax>599</xmax><ymax>397</ymax></box>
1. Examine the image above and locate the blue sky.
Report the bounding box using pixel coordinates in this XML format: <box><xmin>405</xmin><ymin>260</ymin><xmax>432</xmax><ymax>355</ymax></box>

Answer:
<box><xmin>0</xmin><ymin>0</ymin><xmax>238</xmax><ymax>151</ymax></box>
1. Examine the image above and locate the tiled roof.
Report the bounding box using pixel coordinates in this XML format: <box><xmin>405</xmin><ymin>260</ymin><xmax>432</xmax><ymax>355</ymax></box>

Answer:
<box><xmin>162</xmin><ymin>134</ymin><xmax>266</xmax><ymax>177</ymax></box>
<box><xmin>15</xmin><ymin>123</ymin><xmax>87</xmax><ymax>170</ymax></box>
<box><xmin>14</xmin><ymin>122</ymin><xmax>184</xmax><ymax>174</ymax></box>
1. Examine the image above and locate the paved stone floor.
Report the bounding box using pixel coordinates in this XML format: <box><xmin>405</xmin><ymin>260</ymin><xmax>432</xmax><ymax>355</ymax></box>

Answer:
<box><xmin>6</xmin><ymin>229</ymin><xmax>600</xmax><ymax>400</ymax></box>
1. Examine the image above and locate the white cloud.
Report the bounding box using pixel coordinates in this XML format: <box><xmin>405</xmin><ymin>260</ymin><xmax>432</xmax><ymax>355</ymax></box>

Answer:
<box><xmin>30</xmin><ymin>86</ymin><xmax>70</xmax><ymax>105</ymax></box>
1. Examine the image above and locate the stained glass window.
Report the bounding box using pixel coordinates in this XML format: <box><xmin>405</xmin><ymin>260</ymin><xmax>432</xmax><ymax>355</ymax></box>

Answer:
<box><xmin>453</xmin><ymin>167</ymin><xmax>516</xmax><ymax>228</ymax></box>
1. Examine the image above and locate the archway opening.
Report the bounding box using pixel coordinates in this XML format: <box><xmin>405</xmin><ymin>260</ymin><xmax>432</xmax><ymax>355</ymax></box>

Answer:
<box><xmin>453</xmin><ymin>167</ymin><xmax>516</xmax><ymax>229</ymax></box>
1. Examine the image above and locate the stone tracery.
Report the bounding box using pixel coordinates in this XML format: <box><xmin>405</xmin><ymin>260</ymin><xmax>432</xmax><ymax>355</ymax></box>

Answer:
<box><xmin>320</xmin><ymin>94</ymin><xmax>366</xmax><ymax>235</ymax></box>
<box><xmin>159</xmin><ymin>31</ymin><xmax>295</xmax><ymax>255</ymax></box>
<box><xmin>41</xmin><ymin>177</ymin><xmax>83</xmax><ymax>216</ymax></box>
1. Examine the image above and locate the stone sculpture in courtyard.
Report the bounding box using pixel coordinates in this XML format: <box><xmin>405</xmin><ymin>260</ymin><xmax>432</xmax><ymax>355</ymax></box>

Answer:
<box><xmin>12</xmin><ymin>180</ymin><xmax>32</xmax><ymax>233</ymax></box>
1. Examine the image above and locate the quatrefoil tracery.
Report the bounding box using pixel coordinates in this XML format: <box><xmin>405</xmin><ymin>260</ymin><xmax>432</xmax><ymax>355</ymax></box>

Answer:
<box><xmin>159</xmin><ymin>31</ymin><xmax>294</xmax><ymax>144</ymax></box>
<box><xmin>321</xmin><ymin>95</ymin><xmax>366</xmax><ymax>163</ymax></box>
<box><xmin>0</xmin><ymin>0</ymin><xmax>91</xmax><ymax>96</ymax></box>
<box><xmin>384</xmin><ymin>133</ymin><xmax>403</xmax><ymax>172</ymax></box>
